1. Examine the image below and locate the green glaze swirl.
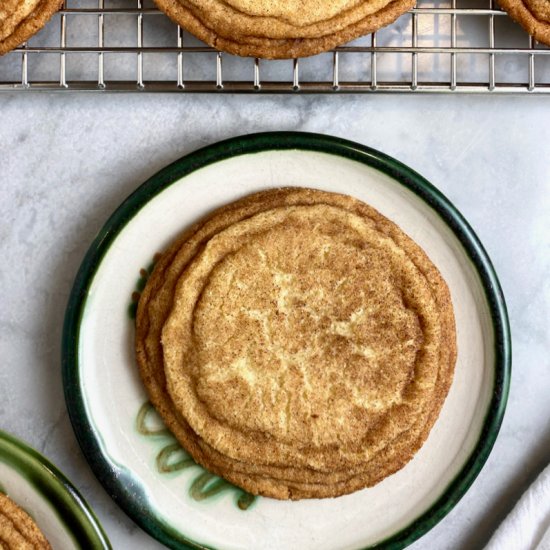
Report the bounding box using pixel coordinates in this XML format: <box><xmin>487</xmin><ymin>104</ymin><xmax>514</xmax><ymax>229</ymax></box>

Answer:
<box><xmin>136</xmin><ymin>402</ymin><xmax>256</xmax><ymax>511</ymax></box>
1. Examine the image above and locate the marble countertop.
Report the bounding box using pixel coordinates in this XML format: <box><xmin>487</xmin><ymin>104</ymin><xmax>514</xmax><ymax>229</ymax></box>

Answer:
<box><xmin>0</xmin><ymin>92</ymin><xmax>549</xmax><ymax>550</ymax></box>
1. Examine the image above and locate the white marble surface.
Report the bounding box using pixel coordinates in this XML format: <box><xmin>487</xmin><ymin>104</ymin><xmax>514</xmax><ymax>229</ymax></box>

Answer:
<box><xmin>0</xmin><ymin>92</ymin><xmax>549</xmax><ymax>550</ymax></box>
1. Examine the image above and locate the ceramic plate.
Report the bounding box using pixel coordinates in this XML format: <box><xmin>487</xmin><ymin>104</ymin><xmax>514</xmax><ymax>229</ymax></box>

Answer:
<box><xmin>63</xmin><ymin>132</ymin><xmax>510</xmax><ymax>550</ymax></box>
<box><xmin>0</xmin><ymin>429</ymin><xmax>110</xmax><ymax>549</ymax></box>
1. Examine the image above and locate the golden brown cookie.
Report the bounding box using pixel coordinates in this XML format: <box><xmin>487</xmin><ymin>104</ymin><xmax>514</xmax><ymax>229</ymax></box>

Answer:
<box><xmin>496</xmin><ymin>0</ymin><xmax>550</xmax><ymax>46</ymax></box>
<box><xmin>153</xmin><ymin>0</ymin><xmax>416</xmax><ymax>58</ymax></box>
<box><xmin>136</xmin><ymin>188</ymin><xmax>456</xmax><ymax>499</ymax></box>
<box><xmin>0</xmin><ymin>493</ymin><xmax>51</xmax><ymax>549</ymax></box>
<box><xmin>0</xmin><ymin>0</ymin><xmax>64</xmax><ymax>55</ymax></box>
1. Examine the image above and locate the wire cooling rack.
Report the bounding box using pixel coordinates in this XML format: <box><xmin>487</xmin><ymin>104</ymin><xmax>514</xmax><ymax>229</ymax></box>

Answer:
<box><xmin>0</xmin><ymin>0</ymin><xmax>549</xmax><ymax>93</ymax></box>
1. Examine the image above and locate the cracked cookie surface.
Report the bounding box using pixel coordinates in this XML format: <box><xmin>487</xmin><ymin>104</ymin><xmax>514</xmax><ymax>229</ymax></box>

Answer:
<box><xmin>136</xmin><ymin>188</ymin><xmax>456</xmax><ymax>499</ymax></box>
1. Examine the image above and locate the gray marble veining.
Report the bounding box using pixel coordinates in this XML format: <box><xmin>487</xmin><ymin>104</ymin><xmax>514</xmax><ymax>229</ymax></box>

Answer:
<box><xmin>0</xmin><ymin>92</ymin><xmax>549</xmax><ymax>550</ymax></box>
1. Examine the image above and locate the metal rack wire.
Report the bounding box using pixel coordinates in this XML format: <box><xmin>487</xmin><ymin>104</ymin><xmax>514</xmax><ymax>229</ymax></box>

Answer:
<box><xmin>0</xmin><ymin>0</ymin><xmax>549</xmax><ymax>93</ymax></box>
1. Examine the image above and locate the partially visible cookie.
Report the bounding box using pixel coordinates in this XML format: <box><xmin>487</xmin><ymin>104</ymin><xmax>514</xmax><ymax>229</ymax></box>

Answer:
<box><xmin>0</xmin><ymin>0</ymin><xmax>64</xmax><ymax>55</ymax></box>
<box><xmin>0</xmin><ymin>493</ymin><xmax>51</xmax><ymax>549</ymax></box>
<box><xmin>497</xmin><ymin>0</ymin><xmax>550</xmax><ymax>46</ymax></box>
<box><xmin>153</xmin><ymin>0</ymin><xmax>416</xmax><ymax>59</ymax></box>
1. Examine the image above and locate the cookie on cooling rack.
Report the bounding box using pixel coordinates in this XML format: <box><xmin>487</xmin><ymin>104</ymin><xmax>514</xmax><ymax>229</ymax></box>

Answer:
<box><xmin>496</xmin><ymin>0</ymin><xmax>550</xmax><ymax>45</ymax></box>
<box><xmin>153</xmin><ymin>0</ymin><xmax>416</xmax><ymax>59</ymax></box>
<box><xmin>0</xmin><ymin>0</ymin><xmax>64</xmax><ymax>55</ymax></box>
<box><xmin>0</xmin><ymin>492</ymin><xmax>52</xmax><ymax>549</ymax></box>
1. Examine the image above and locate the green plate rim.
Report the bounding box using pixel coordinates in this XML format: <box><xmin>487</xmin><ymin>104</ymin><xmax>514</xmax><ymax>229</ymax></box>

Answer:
<box><xmin>62</xmin><ymin>131</ymin><xmax>511</xmax><ymax>550</ymax></box>
<box><xmin>0</xmin><ymin>429</ymin><xmax>111</xmax><ymax>550</ymax></box>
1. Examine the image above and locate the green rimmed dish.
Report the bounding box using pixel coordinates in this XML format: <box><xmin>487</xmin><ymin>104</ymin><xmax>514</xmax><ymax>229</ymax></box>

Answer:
<box><xmin>0</xmin><ymin>429</ymin><xmax>111</xmax><ymax>549</ymax></box>
<box><xmin>63</xmin><ymin>132</ymin><xmax>511</xmax><ymax>550</ymax></box>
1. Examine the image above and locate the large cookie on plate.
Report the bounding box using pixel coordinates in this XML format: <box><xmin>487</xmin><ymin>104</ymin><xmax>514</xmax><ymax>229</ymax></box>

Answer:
<box><xmin>0</xmin><ymin>493</ymin><xmax>51</xmax><ymax>549</ymax></box>
<box><xmin>153</xmin><ymin>0</ymin><xmax>416</xmax><ymax>58</ymax></box>
<box><xmin>496</xmin><ymin>0</ymin><xmax>550</xmax><ymax>45</ymax></box>
<box><xmin>0</xmin><ymin>0</ymin><xmax>63</xmax><ymax>55</ymax></box>
<box><xmin>136</xmin><ymin>188</ymin><xmax>456</xmax><ymax>499</ymax></box>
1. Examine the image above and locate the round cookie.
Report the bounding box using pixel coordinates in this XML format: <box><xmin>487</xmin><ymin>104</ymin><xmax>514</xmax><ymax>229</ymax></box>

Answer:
<box><xmin>0</xmin><ymin>493</ymin><xmax>51</xmax><ymax>549</ymax></box>
<box><xmin>153</xmin><ymin>0</ymin><xmax>416</xmax><ymax>59</ymax></box>
<box><xmin>0</xmin><ymin>0</ymin><xmax>64</xmax><ymax>55</ymax></box>
<box><xmin>141</xmin><ymin>188</ymin><xmax>458</xmax><ymax>498</ymax></box>
<box><xmin>136</xmin><ymin>188</ymin><xmax>457</xmax><ymax>499</ymax></box>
